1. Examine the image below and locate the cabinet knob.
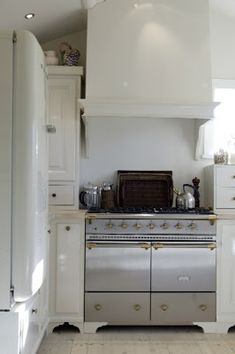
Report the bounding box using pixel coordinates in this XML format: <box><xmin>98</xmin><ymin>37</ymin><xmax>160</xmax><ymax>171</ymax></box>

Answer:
<box><xmin>160</xmin><ymin>304</ymin><xmax>168</xmax><ymax>311</ymax></box>
<box><xmin>46</xmin><ymin>124</ymin><xmax>56</xmax><ymax>133</ymax></box>
<box><xmin>32</xmin><ymin>308</ymin><xmax>38</xmax><ymax>314</ymax></box>
<box><xmin>199</xmin><ymin>304</ymin><xmax>207</xmax><ymax>312</ymax></box>
<box><xmin>65</xmin><ymin>226</ymin><xmax>71</xmax><ymax>231</ymax></box>
<box><xmin>133</xmin><ymin>304</ymin><xmax>141</xmax><ymax>311</ymax></box>
<box><xmin>52</xmin><ymin>193</ymin><xmax>57</xmax><ymax>198</ymax></box>
<box><xmin>47</xmin><ymin>229</ymin><xmax>51</xmax><ymax>234</ymax></box>
<box><xmin>94</xmin><ymin>304</ymin><xmax>102</xmax><ymax>311</ymax></box>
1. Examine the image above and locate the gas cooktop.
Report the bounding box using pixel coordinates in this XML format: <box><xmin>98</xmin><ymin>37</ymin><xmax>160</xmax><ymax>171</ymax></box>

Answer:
<box><xmin>87</xmin><ymin>207</ymin><xmax>214</xmax><ymax>215</ymax></box>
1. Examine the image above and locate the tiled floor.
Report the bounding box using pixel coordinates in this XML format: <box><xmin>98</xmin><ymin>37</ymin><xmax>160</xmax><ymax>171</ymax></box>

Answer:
<box><xmin>38</xmin><ymin>325</ymin><xmax>235</xmax><ymax>354</ymax></box>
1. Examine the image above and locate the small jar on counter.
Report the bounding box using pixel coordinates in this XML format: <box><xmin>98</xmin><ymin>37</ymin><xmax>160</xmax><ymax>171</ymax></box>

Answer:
<box><xmin>214</xmin><ymin>149</ymin><xmax>228</xmax><ymax>164</ymax></box>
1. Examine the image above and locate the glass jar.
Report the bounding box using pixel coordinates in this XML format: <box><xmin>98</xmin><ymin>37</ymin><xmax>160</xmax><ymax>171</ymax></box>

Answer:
<box><xmin>214</xmin><ymin>149</ymin><xmax>228</xmax><ymax>164</ymax></box>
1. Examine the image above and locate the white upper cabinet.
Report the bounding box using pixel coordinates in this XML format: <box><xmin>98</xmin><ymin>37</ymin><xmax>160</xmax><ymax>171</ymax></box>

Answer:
<box><xmin>46</xmin><ymin>66</ymin><xmax>83</xmax><ymax>208</ymax></box>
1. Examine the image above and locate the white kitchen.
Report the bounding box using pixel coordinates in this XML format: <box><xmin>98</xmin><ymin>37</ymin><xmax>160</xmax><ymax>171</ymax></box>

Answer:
<box><xmin>1</xmin><ymin>0</ymin><xmax>235</xmax><ymax>353</ymax></box>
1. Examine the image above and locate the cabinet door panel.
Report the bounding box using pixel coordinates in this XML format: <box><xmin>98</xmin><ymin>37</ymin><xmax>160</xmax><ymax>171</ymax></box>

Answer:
<box><xmin>217</xmin><ymin>221</ymin><xmax>235</xmax><ymax>320</ymax></box>
<box><xmin>48</xmin><ymin>78</ymin><xmax>76</xmax><ymax>181</ymax></box>
<box><xmin>56</xmin><ymin>223</ymin><xmax>83</xmax><ymax>314</ymax></box>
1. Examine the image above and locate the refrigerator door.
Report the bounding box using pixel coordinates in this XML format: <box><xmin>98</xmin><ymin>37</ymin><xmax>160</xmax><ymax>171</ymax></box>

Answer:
<box><xmin>12</xmin><ymin>31</ymin><xmax>48</xmax><ymax>302</ymax></box>
<box><xmin>0</xmin><ymin>31</ymin><xmax>14</xmax><ymax>309</ymax></box>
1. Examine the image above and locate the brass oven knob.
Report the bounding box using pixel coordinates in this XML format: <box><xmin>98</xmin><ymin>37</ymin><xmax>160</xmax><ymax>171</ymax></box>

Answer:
<box><xmin>160</xmin><ymin>222</ymin><xmax>169</xmax><ymax>230</ymax></box>
<box><xmin>134</xmin><ymin>223</ymin><xmax>142</xmax><ymax>230</ymax></box>
<box><xmin>120</xmin><ymin>222</ymin><xmax>128</xmax><ymax>229</ymax></box>
<box><xmin>188</xmin><ymin>222</ymin><xmax>197</xmax><ymax>230</ymax></box>
<box><xmin>106</xmin><ymin>222</ymin><xmax>114</xmax><ymax>229</ymax></box>
<box><xmin>148</xmin><ymin>223</ymin><xmax>155</xmax><ymax>230</ymax></box>
<box><xmin>199</xmin><ymin>304</ymin><xmax>207</xmax><ymax>312</ymax></box>
<box><xmin>160</xmin><ymin>304</ymin><xmax>168</xmax><ymax>311</ymax></box>
<box><xmin>94</xmin><ymin>304</ymin><xmax>102</xmax><ymax>311</ymax></box>
<box><xmin>133</xmin><ymin>304</ymin><xmax>141</xmax><ymax>311</ymax></box>
<box><xmin>175</xmin><ymin>222</ymin><xmax>183</xmax><ymax>230</ymax></box>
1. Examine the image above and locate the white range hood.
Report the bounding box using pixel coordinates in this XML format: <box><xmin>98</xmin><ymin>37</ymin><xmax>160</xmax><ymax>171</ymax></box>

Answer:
<box><xmin>79</xmin><ymin>98</ymin><xmax>218</xmax><ymax>121</ymax></box>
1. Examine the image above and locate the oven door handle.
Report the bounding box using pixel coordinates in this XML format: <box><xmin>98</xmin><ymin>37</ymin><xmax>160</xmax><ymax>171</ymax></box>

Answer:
<box><xmin>86</xmin><ymin>242</ymin><xmax>151</xmax><ymax>250</ymax></box>
<box><xmin>152</xmin><ymin>242</ymin><xmax>216</xmax><ymax>251</ymax></box>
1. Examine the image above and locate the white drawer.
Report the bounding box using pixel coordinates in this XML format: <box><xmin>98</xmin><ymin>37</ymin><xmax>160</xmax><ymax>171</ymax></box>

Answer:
<box><xmin>49</xmin><ymin>185</ymin><xmax>74</xmax><ymax>205</ymax></box>
<box><xmin>216</xmin><ymin>166</ymin><xmax>235</xmax><ymax>187</ymax></box>
<box><xmin>216</xmin><ymin>187</ymin><xmax>235</xmax><ymax>209</ymax></box>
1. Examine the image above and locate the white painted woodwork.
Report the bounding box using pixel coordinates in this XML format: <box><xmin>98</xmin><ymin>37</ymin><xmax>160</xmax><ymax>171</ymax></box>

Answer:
<box><xmin>205</xmin><ymin>165</ymin><xmax>235</xmax><ymax>212</ymax></box>
<box><xmin>217</xmin><ymin>220</ymin><xmax>235</xmax><ymax>324</ymax></box>
<box><xmin>48</xmin><ymin>185</ymin><xmax>74</xmax><ymax>206</ymax></box>
<box><xmin>49</xmin><ymin>215</ymin><xmax>85</xmax><ymax>331</ymax></box>
<box><xmin>48</xmin><ymin>78</ymin><xmax>76</xmax><ymax>181</ymax></box>
<box><xmin>47</xmin><ymin>66</ymin><xmax>83</xmax><ymax>208</ymax></box>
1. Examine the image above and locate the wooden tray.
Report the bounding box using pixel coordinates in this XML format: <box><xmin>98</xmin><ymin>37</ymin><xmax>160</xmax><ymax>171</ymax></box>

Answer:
<box><xmin>117</xmin><ymin>170</ymin><xmax>173</xmax><ymax>208</ymax></box>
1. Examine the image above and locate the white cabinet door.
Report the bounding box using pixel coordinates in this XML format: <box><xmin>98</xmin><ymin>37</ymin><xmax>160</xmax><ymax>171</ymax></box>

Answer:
<box><xmin>49</xmin><ymin>218</ymin><xmax>85</xmax><ymax>327</ymax></box>
<box><xmin>48</xmin><ymin>78</ymin><xmax>77</xmax><ymax>181</ymax></box>
<box><xmin>217</xmin><ymin>220</ymin><xmax>235</xmax><ymax>322</ymax></box>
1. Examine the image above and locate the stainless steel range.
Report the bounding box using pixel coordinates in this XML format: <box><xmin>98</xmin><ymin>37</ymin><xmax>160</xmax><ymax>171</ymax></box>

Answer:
<box><xmin>85</xmin><ymin>208</ymin><xmax>216</xmax><ymax>325</ymax></box>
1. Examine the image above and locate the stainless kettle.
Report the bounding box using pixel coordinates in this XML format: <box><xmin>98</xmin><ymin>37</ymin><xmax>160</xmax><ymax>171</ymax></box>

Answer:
<box><xmin>182</xmin><ymin>184</ymin><xmax>195</xmax><ymax>209</ymax></box>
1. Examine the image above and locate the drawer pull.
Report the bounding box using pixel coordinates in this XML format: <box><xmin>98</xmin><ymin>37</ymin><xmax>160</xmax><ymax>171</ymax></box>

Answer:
<box><xmin>133</xmin><ymin>304</ymin><xmax>141</xmax><ymax>311</ymax></box>
<box><xmin>65</xmin><ymin>226</ymin><xmax>71</xmax><ymax>231</ymax></box>
<box><xmin>160</xmin><ymin>304</ymin><xmax>168</xmax><ymax>311</ymax></box>
<box><xmin>208</xmin><ymin>243</ymin><xmax>216</xmax><ymax>251</ymax></box>
<box><xmin>153</xmin><ymin>243</ymin><xmax>164</xmax><ymax>250</ymax></box>
<box><xmin>32</xmin><ymin>308</ymin><xmax>38</xmax><ymax>314</ymax></box>
<box><xmin>52</xmin><ymin>193</ymin><xmax>57</xmax><ymax>198</ymax></box>
<box><xmin>94</xmin><ymin>304</ymin><xmax>102</xmax><ymax>311</ymax></box>
<box><xmin>199</xmin><ymin>304</ymin><xmax>207</xmax><ymax>312</ymax></box>
<box><xmin>87</xmin><ymin>243</ymin><xmax>97</xmax><ymax>249</ymax></box>
<box><xmin>138</xmin><ymin>243</ymin><xmax>151</xmax><ymax>250</ymax></box>
<box><xmin>233</xmin><ymin>197</ymin><xmax>235</xmax><ymax>200</ymax></box>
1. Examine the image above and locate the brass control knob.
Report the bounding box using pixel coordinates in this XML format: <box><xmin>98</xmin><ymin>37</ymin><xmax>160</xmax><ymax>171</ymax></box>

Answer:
<box><xmin>188</xmin><ymin>222</ymin><xmax>197</xmax><ymax>230</ymax></box>
<box><xmin>175</xmin><ymin>222</ymin><xmax>183</xmax><ymax>230</ymax></box>
<box><xmin>106</xmin><ymin>222</ymin><xmax>114</xmax><ymax>229</ymax></box>
<box><xmin>148</xmin><ymin>223</ymin><xmax>155</xmax><ymax>230</ymax></box>
<box><xmin>160</xmin><ymin>222</ymin><xmax>169</xmax><ymax>230</ymax></box>
<box><xmin>134</xmin><ymin>223</ymin><xmax>142</xmax><ymax>230</ymax></box>
<box><xmin>120</xmin><ymin>222</ymin><xmax>128</xmax><ymax>229</ymax></box>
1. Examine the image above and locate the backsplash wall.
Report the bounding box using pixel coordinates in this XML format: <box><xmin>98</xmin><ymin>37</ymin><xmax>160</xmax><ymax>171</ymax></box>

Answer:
<box><xmin>80</xmin><ymin>117</ymin><xmax>211</xmax><ymax>206</ymax></box>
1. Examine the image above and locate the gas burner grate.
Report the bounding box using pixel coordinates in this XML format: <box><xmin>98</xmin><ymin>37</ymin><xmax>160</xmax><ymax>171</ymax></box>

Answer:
<box><xmin>87</xmin><ymin>206</ymin><xmax>214</xmax><ymax>215</ymax></box>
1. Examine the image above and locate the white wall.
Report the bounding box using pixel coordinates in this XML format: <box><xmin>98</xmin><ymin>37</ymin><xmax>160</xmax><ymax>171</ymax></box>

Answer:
<box><xmin>80</xmin><ymin>118</ymin><xmax>209</xmax><ymax>205</ymax></box>
<box><xmin>41</xmin><ymin>30</ymin><xmax>87</xmax><ymax>68</ymax></box>
<box><xmin>86</xmin><ymin>0</ymin><xmax>212</xmax><ymax>103</ymax></box>
<box><xmin>210</xmin><ymin>9</ymin><xmax>235</xmax><ymax>79</ymax></box>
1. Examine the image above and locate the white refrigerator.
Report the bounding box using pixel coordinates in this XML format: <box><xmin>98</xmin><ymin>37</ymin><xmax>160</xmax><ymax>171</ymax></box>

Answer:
<box><xmin>0</xmin><ymin>30</ymin><xmax>48</xmax><ymax>310</ymax></box>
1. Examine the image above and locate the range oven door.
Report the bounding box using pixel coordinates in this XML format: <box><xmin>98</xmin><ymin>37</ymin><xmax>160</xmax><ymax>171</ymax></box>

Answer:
<box><xmin>85</xmin><ymin>241</ymin><xmax>151</xmax><ymax>292</ymax></box>
<box><xmin>151</xmin><ymin>241</ymin><xmax>216</xmax><ymax>292</ymax></box>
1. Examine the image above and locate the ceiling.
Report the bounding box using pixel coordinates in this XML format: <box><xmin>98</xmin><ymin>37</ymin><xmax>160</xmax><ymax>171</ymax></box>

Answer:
<box><xmin>0</xmin><ymin>0</ymin><xmax>233</xmax><ymax>44</ymax></box>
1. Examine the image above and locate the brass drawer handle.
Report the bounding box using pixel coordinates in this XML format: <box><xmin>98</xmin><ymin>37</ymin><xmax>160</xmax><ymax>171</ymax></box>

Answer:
<box><xmin>199</xmin><ymin>304</ymin><xmax>207</xmax><ymax>312</ymax></box>
<box><xmin>160</xmin><ymin>304</ymin><xmax>168</xmax><ymax>311</ymax></box>
<box><xmin>133</xmin><ymin>304</ymin><xmax>141</xmax><ymax>311</ymax></box>
<box><xmin>208</xmin><ymin>243</ymin><xmax>216</xmax><ymax>251</ymax></box>
<box><xmin>87</xmin><ymin>243</ymin><xmax>97</xmax><ymax>249</ymax></box>
<box><xmin>153</xmin><ymin>243</ymin><xmax>164</xmax><ymax>250</ymax></box>
<box><xmin>138</xmin><ymin>243</ymin><xmax>151</xmax><ymax>250</ymax></box>
<box><xmin>94</xmin><ymin>304</ymin><xmax>102</xmax><ymax>311</ymax></box>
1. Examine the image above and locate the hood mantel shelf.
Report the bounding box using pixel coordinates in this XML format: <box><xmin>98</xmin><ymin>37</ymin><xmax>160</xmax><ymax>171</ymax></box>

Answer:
<box><xmin>79</xmin><ymin>99</ymin><xmax>218</xmax><ymax>121</ymax></box>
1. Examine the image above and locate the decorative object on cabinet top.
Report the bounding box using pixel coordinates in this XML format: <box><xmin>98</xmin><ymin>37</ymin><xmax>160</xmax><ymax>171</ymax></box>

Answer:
<box><xmin>59</xmin><ymin>42</ymin><xmax>80</xmax><ymax>66</ymax></box>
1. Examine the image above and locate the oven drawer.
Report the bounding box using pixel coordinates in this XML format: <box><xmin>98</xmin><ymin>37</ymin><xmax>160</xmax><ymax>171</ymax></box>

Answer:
<box><xmin>85</xmin><ymin>242</ymin><xmax>151</xmax><ymax>291</ymax></box>
<box><xmin>151</xmin><ymin>293</ymin><xmax>216</xmax><ymax>323</ymax></box>
<box><xmin>85</xmin><ymin>293</ymin><xmax>150</xmax><ymax>324</ymax></box>
<box><xmin>151</xmin><ymin>242</ymin><xmax>216</xmax><ymax>291</ymax></box>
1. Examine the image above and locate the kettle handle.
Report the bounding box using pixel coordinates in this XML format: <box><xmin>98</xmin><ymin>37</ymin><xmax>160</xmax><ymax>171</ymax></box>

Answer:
<box><xmin>79</xmin><ymin>191</ymin><xmax>87</xmax><ymax>206</ymax></box>
<box><xmin>183</xmin><ymin>184</ymin><xmax>195</xmax><ymax>192</ymax></box>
